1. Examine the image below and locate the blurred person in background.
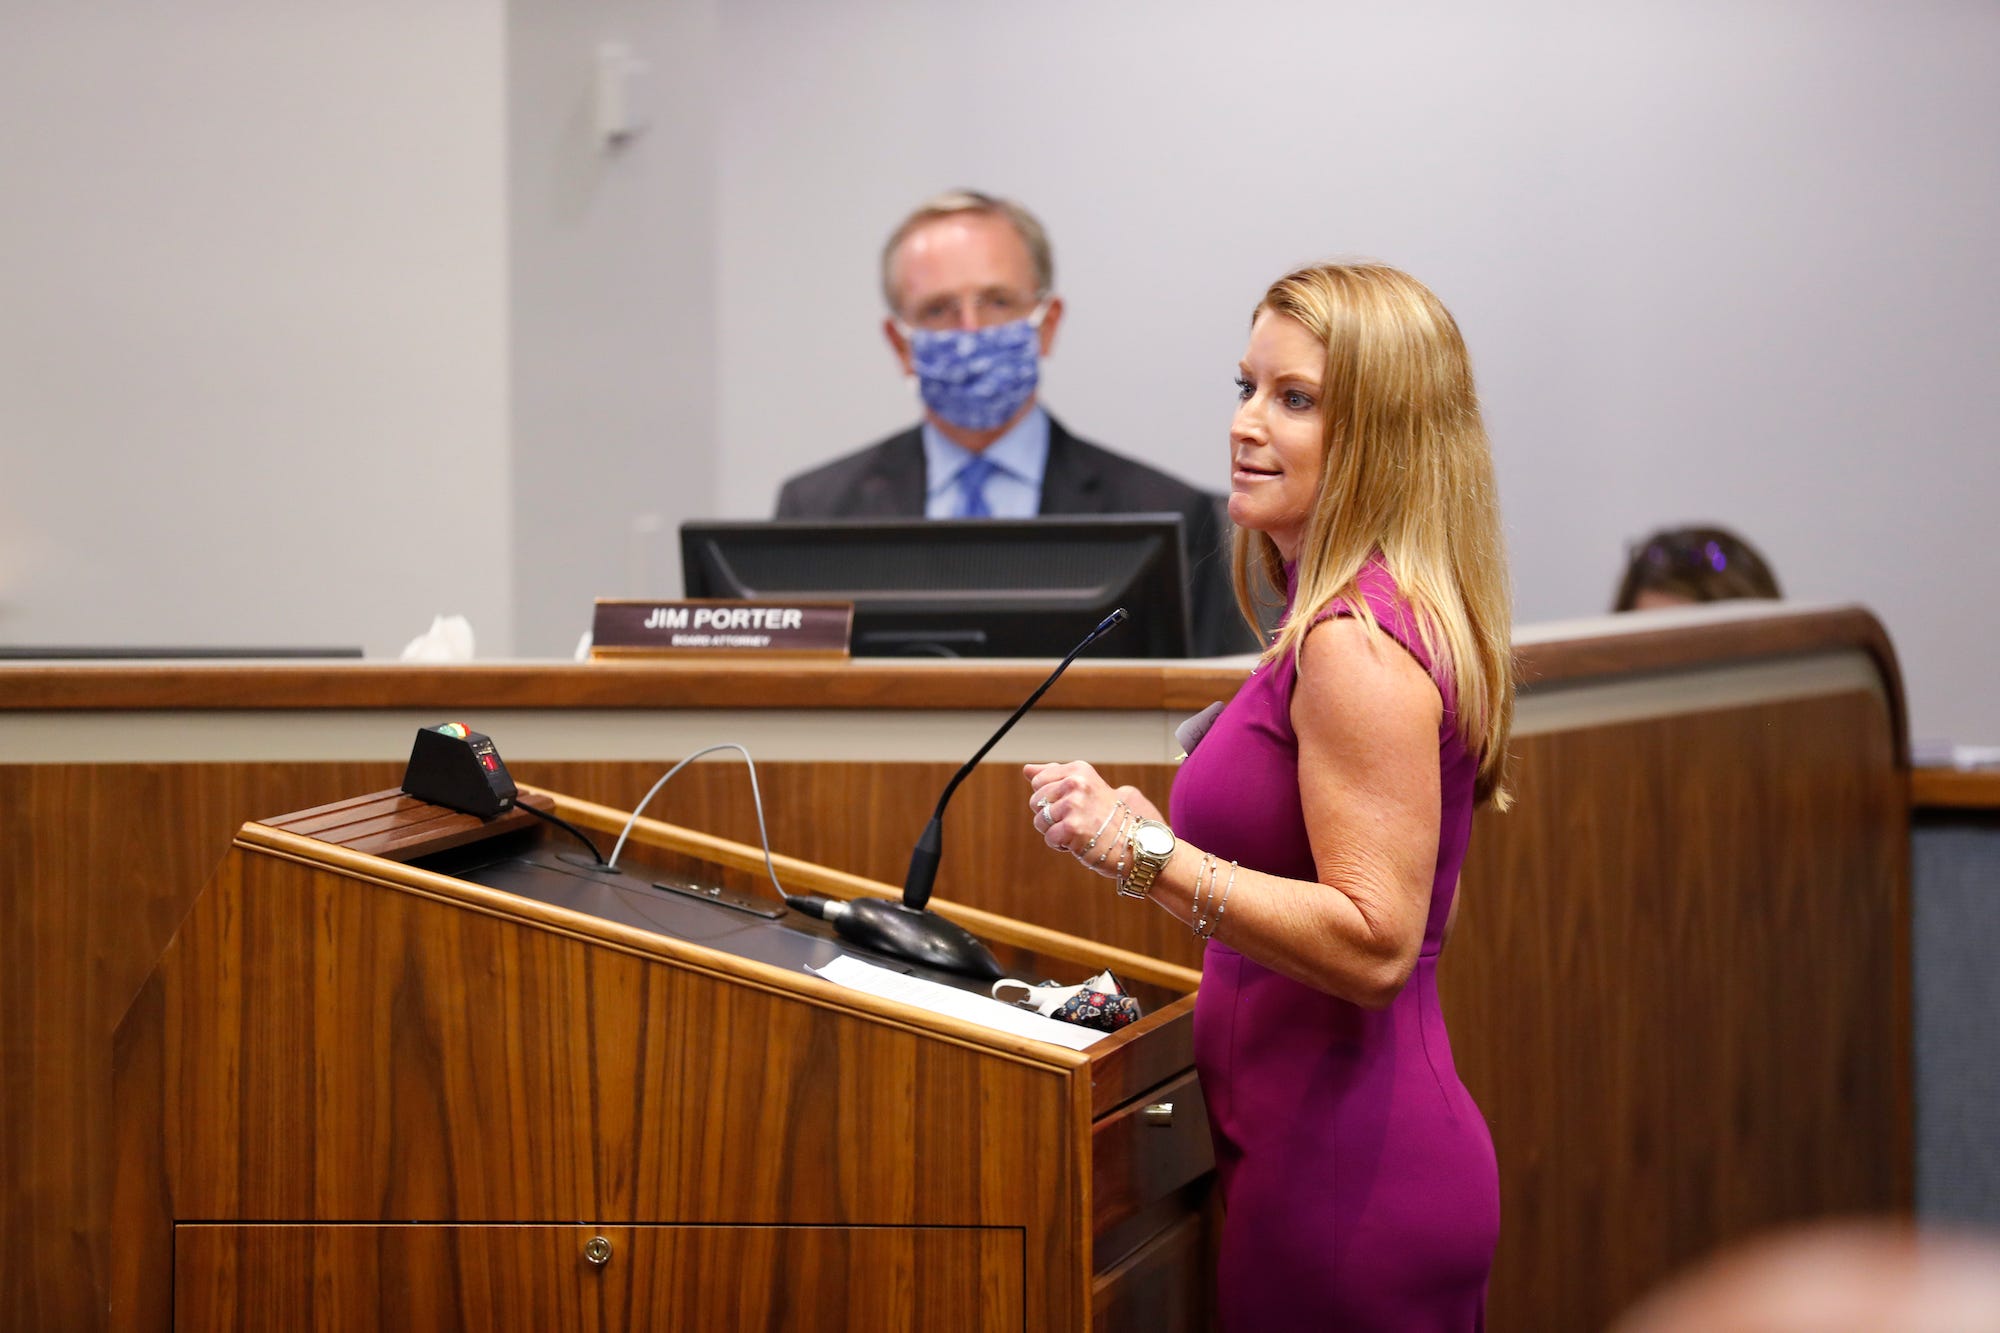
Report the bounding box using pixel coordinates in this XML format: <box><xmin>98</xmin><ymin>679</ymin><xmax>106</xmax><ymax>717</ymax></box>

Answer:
<box><xmin>1612</xmin><ymin>1218</ymin><xmax>2000</xmax><ymax>1333</ymax></box>
<box><xmin>1614</xmin><ymin>524</ymin><xmax>1781</xmax><ymax>611</ymax></box>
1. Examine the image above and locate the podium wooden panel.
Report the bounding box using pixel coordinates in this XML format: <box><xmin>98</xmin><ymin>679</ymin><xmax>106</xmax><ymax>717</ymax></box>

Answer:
<box><xmin>111</xmin><ymin>788</ymin><xmax>1208</xmax><ymax>1331</ymax></box>
<box><xmin>173</xmin><ymin>1226</ymin><xmax>1024</xmax><ymax>1332</ymax></box>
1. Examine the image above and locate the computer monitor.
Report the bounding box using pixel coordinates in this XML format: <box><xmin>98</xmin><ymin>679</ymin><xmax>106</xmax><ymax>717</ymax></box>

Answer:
<box><xmin>680</xmin><ymin>515</ymin><xmax>1192</xmax><ymax>658</ymax></box>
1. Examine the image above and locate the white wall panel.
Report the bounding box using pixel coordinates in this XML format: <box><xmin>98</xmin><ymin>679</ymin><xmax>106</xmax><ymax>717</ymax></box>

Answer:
<box><xmin>0</xmin><ymin>3</ymin><xmax>510</xmax><ymax>656</ymax></box>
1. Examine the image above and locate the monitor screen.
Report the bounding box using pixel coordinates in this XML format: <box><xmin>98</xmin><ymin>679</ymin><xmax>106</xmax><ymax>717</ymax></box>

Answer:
<box><xmin>680</xmin><ymin>515</ymin><xmax>1192</xmax><ymax>658</ymax></box>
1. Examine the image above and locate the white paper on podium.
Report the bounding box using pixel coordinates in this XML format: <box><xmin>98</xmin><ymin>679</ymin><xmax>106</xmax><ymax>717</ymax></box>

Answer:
<box><xmin>808</xmin><ymin>954</ymin><xmax>1106</xmax><ymax>1051</ymax></box>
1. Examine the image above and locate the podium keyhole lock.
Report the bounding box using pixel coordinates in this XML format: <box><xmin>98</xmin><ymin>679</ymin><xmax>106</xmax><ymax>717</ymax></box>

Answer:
<box><xmin>584</xmin><ymin>1235</ymin><xmax>613</xmax><ymax>1267</ymax></box>
<box><xmin>1142</xmin><ymin>1102</ymin><xmax>1175</xmax><ymax>1126</ymax></box>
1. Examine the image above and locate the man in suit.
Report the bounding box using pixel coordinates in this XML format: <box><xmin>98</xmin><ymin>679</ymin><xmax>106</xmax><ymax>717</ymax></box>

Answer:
<box><xmin>774</xmin><ymin>189</ymin><xmax>1255</xmax><ymax>657</ymax></box>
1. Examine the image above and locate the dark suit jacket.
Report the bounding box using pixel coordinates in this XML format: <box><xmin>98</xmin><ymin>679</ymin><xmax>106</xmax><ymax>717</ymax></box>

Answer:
<box><xmin>774</xmin><ymin>415</ymin><xmax>1257</xmax><ymax>656</ymax></box>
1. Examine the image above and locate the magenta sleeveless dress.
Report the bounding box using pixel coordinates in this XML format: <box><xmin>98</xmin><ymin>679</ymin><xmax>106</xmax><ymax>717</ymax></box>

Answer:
<box><xmin>1171</xmin><ymin>561</ymin><xmax>1497</xmax><ymax>1331</ymax></box>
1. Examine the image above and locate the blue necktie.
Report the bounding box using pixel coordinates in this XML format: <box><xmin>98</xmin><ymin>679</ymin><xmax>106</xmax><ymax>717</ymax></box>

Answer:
<box><xmin>954</xmin><ymin>455</ymin><xmax>998</xmax><ymax>518</ymax></box>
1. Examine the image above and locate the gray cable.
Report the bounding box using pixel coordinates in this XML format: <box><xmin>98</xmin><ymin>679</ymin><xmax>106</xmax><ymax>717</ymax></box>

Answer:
<box><xmin>606</xmin><ymin>742</ymin><xmax>794</xmax><ymax>904</ymax></box>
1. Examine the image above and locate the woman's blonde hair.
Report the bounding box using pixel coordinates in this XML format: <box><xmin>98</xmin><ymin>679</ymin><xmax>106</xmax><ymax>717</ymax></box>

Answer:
<box><xmin>1235</xmin><ymin>263</ymin><xmax>1515</xmax><ymax>809</ymax></box>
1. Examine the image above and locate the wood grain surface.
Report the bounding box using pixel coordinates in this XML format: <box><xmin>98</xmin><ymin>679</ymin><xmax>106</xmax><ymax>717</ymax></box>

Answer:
<box><xmin>1448</xmin><ymin>690</ymin><xmax>1910</xmax><ymax>1329</ymax></box>
<box><xmin>268</xmin><ymin>787</ymin><xmax>555</xmax><ymax>859</ymax></box>
<box><xmin>1910</xmin><ymin>766</ymin><xmax>2000</xmax><ymax>811</ymax></box>
<box><xmin>6</xmin><ymin>760</ymin><xmax>410</xmax><ymax>1333</ymax></box>
<box><xmin>116</xmin><ymin>843</ymin><xmax>1093</xmax><ymax>1330</ymax></box>
<box><xmin>172</xmin><ymin>1225</ymin><xmax>1024</xmax><ymax>1332</ymax></box>
<box><xmin>1092</xmin><ymin>1069</ymin><xmax>1211</xmax><ymax>1237</ymax></box>
<box><xmin>10</xmin><ymin>606</ymin><xmax>1913</xmax><ymax>1332</ymax></box>
<box><xmin>1092</xmin><ymin>1209</ymin><xmax>1206</xmax><ymax>1333</ymax></box>
<box><xmin>0</xmin><ymin>604</ymin><xmax>1905</xmax><ymax>719</ymax></box>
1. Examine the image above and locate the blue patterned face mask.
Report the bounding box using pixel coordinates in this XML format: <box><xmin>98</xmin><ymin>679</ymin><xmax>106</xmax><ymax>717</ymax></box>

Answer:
<box><xmin>905</xmin><ymin>303</ymin><xmax>1049</xmax><ymax>433</ymax></box>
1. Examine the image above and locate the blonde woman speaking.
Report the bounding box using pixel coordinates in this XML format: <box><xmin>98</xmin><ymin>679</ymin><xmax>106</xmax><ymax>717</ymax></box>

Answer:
<box><xmin>1026</xmin><ymin>264</ymin><xmax>1515</xmax><ymax>1331</ymax></box>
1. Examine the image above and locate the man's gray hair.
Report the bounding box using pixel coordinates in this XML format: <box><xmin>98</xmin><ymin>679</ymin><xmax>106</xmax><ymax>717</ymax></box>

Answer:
<box><xmin>879</xmin><ymin>189</ymin><xmax>1054</xmax><ymax>312</ymax></box>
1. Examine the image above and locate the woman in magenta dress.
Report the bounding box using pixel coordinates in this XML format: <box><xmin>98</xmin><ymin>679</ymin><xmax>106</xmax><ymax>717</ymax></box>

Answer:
<box><xmin>1025</xmin><ymin>263</ymin><xmax>1515</xmax><ymax>1330</ymax></box>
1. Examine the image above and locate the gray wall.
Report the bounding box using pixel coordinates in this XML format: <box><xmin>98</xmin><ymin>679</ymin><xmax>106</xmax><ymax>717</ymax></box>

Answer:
<box><xmin>0</xmin><ymin>2</ymin><xmax>512</xmax><ymax>656</ymax></box>
<box><xmin>712</xmin><ymin>0</ymin><xmax>2000</xmax><ymax>745</ymax></box>
<box><xmin>2</xmin><ymin>0</ymin><xmax>1996</xmax><ymax>744</ymax></box>
<box><xmin>508</xmin><ymin>0</ymin><xmax>719</xmax><ymax>657</ymax></box>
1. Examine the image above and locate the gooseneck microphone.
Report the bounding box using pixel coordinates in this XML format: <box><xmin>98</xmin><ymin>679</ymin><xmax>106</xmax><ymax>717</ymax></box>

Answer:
<box><xmin>793</xmin><ymin>608</ymin><xmax>1129</xmax><ymax>979</ymax></box>
<box><xmin>904</xmin><ymin>607</ymin><xmax>1129</xmax><ymax>910</ymax></box>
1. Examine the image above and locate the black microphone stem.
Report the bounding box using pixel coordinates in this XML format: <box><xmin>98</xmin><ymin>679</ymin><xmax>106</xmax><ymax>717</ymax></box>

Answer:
<box><xmin>902</xmin><ymin>607</ymin><xmax>1127</xmax><ymax>911</ymax></box>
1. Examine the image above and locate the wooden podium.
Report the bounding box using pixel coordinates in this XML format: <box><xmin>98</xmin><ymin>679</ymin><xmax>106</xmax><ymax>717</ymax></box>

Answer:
<box><xmin>111</xmin><ymin>788</ymin><xmax>1213</xmax><ymax>1332</ymax></box>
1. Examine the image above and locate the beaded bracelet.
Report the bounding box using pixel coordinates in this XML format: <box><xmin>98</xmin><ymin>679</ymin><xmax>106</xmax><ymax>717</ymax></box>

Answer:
<box><xmin>1108</xmin><ymin>813</ymin><xmax>1136</xmax><ymax>880</ymax></box>
<box><xmin>1081</xmin><ymin>800</ymin><xmax>1124</xmax><ymax>858</ymax></box>
<box><xmin>1195</xmin><ymin>861</ymin><xmax>1239</xmax><ymax>940</ymax></box>
<box><xmin>1092</xmin><ymin>811</ymin><xmax>1121</xmax><ymax>867</ymax></box>
<box><xmin>1190</xmin><ymin>853</ymin><xmax>1216</xmax><ymax>932</ymax></box>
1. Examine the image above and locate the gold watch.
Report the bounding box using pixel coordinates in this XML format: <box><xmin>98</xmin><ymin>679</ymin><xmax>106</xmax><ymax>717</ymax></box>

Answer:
<box><xmin>1118</xmin><ymin>819</ymin><xmax>1177</xmax><ymax>899</ymax></box>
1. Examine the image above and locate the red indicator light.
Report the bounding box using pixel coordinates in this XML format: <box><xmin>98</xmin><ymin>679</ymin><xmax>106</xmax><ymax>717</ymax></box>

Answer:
<box><xmin>480</xmin><ymin>753</ymin><xmax>498</xmax><ymax>772</ymax></box>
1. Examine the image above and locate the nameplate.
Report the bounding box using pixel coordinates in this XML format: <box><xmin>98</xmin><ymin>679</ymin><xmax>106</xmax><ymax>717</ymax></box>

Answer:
<box><xmin>589</xmin><ymin>599</ymin><xmax>852</xmax><ymax>659</ymax></box>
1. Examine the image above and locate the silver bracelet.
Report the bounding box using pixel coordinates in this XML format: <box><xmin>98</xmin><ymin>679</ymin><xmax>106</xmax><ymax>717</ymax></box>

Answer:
<box><xmin>1082</xmin><ymin>800</ymin><xmax>1124</xmax><ymax>855</ymax></box>
<box><xmin>1093</xmin><ymin>810</ymin><xmax>1125</xmax><ymax>867</ymax></box>
<box><xmin>1109</xmin><ymin>813</ymin><xmax>1135</xmax><ymax>879</ymax></box>
<box><xmin>1198</xmin><ymin>861</ymin><xmax>1238</xmax><ymax>940</ymax></box>
<box><xmin>1188</xmin><ymin>853</ymin><xmax>1214</xmax><ymax>930</ymax></box>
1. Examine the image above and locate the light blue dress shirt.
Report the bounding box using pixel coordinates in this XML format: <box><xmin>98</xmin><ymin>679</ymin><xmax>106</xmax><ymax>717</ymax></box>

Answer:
<box><xmin>922</xmin><ymin>407</ymin><xmax>1050</xmax><ymax>519</ymax></box>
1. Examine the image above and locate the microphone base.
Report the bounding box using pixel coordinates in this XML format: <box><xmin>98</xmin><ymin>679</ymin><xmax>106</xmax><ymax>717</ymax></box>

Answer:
<box><xmin>826</xmin><ymin>897</ymin><xmax>1003</xmax><ymax>980</ymax></box>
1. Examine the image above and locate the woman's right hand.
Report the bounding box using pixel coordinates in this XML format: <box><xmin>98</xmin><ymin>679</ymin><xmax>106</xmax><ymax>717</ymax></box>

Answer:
<box><xmin>1023</xmin><ymin>761</ymin><xmax>1163</xmax><ymax>879</ymax></box>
